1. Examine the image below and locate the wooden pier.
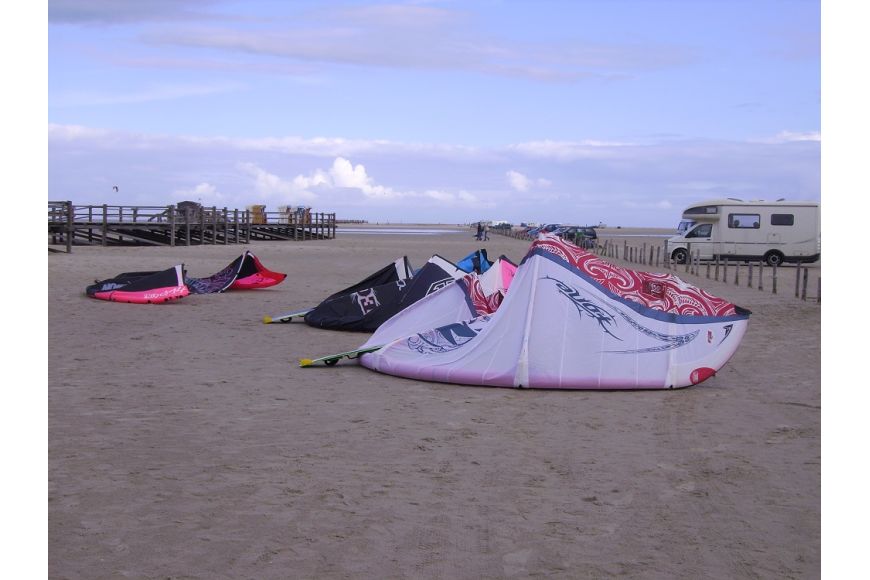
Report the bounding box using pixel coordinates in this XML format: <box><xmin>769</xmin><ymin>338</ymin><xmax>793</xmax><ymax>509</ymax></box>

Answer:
<box><xmin>48</xmin><ymin>202</ymin><xmax>336</xmax><ymax>253</ymax></box>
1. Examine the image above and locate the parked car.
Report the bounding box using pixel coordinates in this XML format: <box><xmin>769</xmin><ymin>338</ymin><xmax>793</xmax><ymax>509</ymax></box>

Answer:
<box><xmin>556</xmin><ymin>226</ymin><xmax>597</xmax><ymax>248</ymax></box>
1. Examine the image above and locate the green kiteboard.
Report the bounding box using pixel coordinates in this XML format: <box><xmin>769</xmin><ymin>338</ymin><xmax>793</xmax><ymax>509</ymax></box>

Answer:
<box><xmin>299</xmin><ymin>345</ymin><xmax>383</xmax><ymax>367</ymax></box>
<box><xmin>263</xmin><ymin>308</ymin><xmax>313</xmax><ymax>324</ymax></box>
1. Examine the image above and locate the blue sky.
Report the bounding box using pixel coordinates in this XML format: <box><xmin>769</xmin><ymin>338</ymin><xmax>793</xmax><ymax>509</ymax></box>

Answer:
<box><xmin>47</xmin><ymin>0</ymin><xmax>820</xmax><ymax>226</ymax></box>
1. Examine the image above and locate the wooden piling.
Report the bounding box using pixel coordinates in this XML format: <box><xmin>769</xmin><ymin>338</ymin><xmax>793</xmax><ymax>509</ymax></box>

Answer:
<box><xmin>801</xmin><ymin>267</ymin><xmax>809</xmax><ymax>301</ymax></box>
<box><xmin>169</xmin><ymin>204</ymin><xmax>176</xmax><ymax>247</ymax></box>
<box><xmin>795</xmin><ymin>262</ymin><xmax>802</xmax><ymax>298</ymax></box>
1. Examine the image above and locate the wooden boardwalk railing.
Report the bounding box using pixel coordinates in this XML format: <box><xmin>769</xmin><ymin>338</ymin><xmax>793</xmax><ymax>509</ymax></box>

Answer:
<box><xmin>48</xmin><ymin>202</ymin><xmax>336</xmax><ymax>252</ymax></box>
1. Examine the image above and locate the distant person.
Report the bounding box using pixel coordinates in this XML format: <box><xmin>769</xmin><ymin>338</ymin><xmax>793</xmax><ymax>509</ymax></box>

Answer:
<box><xmin>476</xmin><ymin>222</ymin><xmax>483</xmax><ymax>241</ymax></box>
<box><xmin>483</xmin><ymin>223</ymin><xmax>489</xmax><ymax>241</ymax></box>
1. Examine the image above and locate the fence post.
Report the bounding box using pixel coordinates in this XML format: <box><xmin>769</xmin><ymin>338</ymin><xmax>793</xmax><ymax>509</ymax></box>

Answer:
<box><xmin>758</xmin><ymin>261</ymin><xmax>764</xmax><ymax>291</ymax></box>
<box><xmin>714</xmin><ymin>255</ymin><xmax>720</xmax><ymax>281</ymax></box>
<box><xmin>169</xmin><ymin>204</ymin><xmax>176</xmax><ymax>247</ymax></box>
<box><xmin>801</xmin><ymin>268</ymin><xmax>809</xmax><ymax>301</ymax></box>
<box><xmin>211</xmin><ymin>206</ymin><xmax>217</xmax><ymax>244</ymax></box>
<box><xmin>723</xmin><ymin>257</ymin><xmax>728</xmax><ymax>282</ymax></box>
<box><xmin>101</xmin><ymin>204</ymin><xmax>108</xmax><ymax>246</ymax></box>
<box><xmin>234</xmin><ymin>209</ymin><xmax>240</xmax><ymax>243</ymax></box>
<box><xmin>685</xmin><ymin>243</ymin><xmax>691</xmax><ymax>273</ymax></box>
<box><xmin>185</xmin><ymin>208</ymin><xmax>191</xmax><ymax>246</ymax></box>
<box><xmin>795</xmin><ymin>262</ymin><xmax>802</xmax><ymax>298</ymax></box>
<box><xmin>734</xmin><ymin>261</ymin><xmax>740</xmax><ymax>285</ymax></box>
<box><xmin>772</xmin><ymin>263</ymin><xmax>778</xmax><ymax>294</ymax></box>
<box><xmin>199</xmin><ymin>206</ymin><xmax>206</xmax><ymax>245</ymax></box>
<box><xmin>223</xmin><ymin>207</ymin><xmax>229</xmax><ymax>244</ymax></box>
<box><xmin>817</xmin><ymin>278</ymin><xmax>821</xmax><ymax>304</ymax></box>
<box><xmin>65</xmin><ymin>201</ymin><xmax>73</xmax><ymax>253</ymax></box>
<box><xmin>656</xmin><ymin>246</ymin><xmax>661</xmax><ymax>268</ymax></box>
<box><xmin>245</xmin><ymin>210</ymin><xmax>251</xmax><ymax>243</ymax></box>
<box><xmin>747</xmin><ymin>262</ymin><xmax>753</xmax><ymax>288</ymax></box>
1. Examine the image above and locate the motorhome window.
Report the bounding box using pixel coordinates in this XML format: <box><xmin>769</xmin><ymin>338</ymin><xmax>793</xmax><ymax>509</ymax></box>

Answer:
<box><xmin>677</xmin><ymin>220</ymin><xmax>696</xmax><ymax>234</ymax></box>
<box><xmin>728</xmin><ymin>213</ymin><xmax>760</xmax><ymax>229</ymax></box>
<box><xmin>684</xmin><ymin>205</ymin><xmax>718</xmax><ymax>215</ymax></box>
<box><xmin>686</xmin><ymin>224</ymin><xmax>712</xmax><ymax>238</ymax></box>
<box><xmin>771</xmin><ymin>214</ymin><xmax>795</xmax><ymax>226</ymax></box>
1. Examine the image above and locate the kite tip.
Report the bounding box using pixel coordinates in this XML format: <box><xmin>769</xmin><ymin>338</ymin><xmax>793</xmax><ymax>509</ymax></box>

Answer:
<box><xmin>262</xmin><ymin>316</ymin><xmax>272</xmax><ymax>324</ymax></box>
<box><xmin>299</xmin><ymin>358</ymin><xmax>313</xmax><ymax>367</ymax></box>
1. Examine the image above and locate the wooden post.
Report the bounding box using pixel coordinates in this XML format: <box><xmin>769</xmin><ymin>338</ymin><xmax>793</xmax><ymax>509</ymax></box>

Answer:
<box><xmin>169</xmin><ymin>204</ymin><xmax>176</xmax><ymax>247</ymax></box>
<box><xmin>714</xmin><ymin>256</ymin><xmax>720</xmax><ymax>281</ymax></box>
<box><xmin>795</xmin><ymin>262</ymin><xmax>802</xmax><ymax>298</ymax></box>
<box><xmin>87</xmin><ymin>205</ymin><xmax>93</xmax><ymax>244</ymax></box>
<box><xmin>101</xmin><ymin>204</ymin><xmax>108</xmax><ymax>246</ymax></box>
<box><xmin>801</xmin><ymin>268</ymin><xmax>809</xmax><ymax>301</ymax></box>
<box><xmin>245</xmin><ymin>210</ymin><xmax>251</xmax><ymax>243</ymax></box>
<box><xmin>656</xmin><ymin>246</ymin><xmax>661</xmax><ymax>268</ymax></box>
<box><xmin>723</xmin><ymin>257</ymin><xmax>728</xmax><ymax>282</ymax></box>
<box><xmin>185</xmin><ymin>208</ymin><xmax>191</xmax><ymax>246</ymax></box>
<box><xmin>734</xmin><ymin>261</ymin><xmax>739</xmax><ymax>285</ymax></box>
<box><xmin>211</xmin><ymin>206</ymin><xmax>217</xmax><ymax>244</ymax></box>
<box><xmin>706</xmin><ymin>261</ymin><xmax>711</xmax><ymax>279</ymax></box>
<box><xmin>223</xmin><ymin>207</ymin><xmax>229</xmax><ymax>244</ymax></box>
<box><xmin>747</xmin><ymin>262</ymin><xmax>753</xmax><ymax>288</ymax></box>
<box><xmin>695</xmin><ymin>249</ymin><xmax>701</xmax><ymax>276</ymax></box>
<box><xmin>199</xmin><ymin>206</ymin><xmax>206</xmax><ymax>245</ymax></box>
<box><xmin>772</xmin><ymin>263</ymin><xmax>778</xmax><ymax>294</ymax></box>
<box><xmin>817</xmin><ymin>278</ymin><xmax>821</xmax><ymax>304</ymax></box>
<box><xmin>234</xmin><ymin>209</ymin><xmax>240</xmax><ymax>243</ymax></box>
<box><xmin>758</xmin><ymin>261</ymin><xmax>764</xmax><ymax>291</ymax></box>
<box><xmin>642</xmin><ymin>243</ymin><xmax>647</xmax><ymax>264</ymax></box>
<box><xmin>65</xmin><ymin>201</ymin><xmax>73</xmax><ymax>253</ymax></box>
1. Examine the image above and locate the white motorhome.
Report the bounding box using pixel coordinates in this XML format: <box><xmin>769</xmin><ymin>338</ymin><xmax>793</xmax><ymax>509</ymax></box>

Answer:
<box><xmin>665</xmin><ymin>199</ymin><xmax>820</xmax><ymax>266</ymax></box>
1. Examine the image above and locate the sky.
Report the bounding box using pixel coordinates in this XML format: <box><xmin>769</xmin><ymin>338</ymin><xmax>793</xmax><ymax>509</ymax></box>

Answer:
<box><xmin>46</xmin><ymin>0</ymin><xmax>820</xmax><ymax>227</ymax></box>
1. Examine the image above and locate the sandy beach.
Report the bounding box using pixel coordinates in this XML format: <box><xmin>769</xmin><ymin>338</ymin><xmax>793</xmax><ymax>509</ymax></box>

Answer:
<box><xmin>48</xmin><ymin>227</ymin><xmax>820</xmax><ymax>579</ymax></box>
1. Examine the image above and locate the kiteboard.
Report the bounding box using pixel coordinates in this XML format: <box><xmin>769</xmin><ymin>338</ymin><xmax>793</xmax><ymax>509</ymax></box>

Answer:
<box><xmin>263</xmin><ymin>308</ymin><xmax>313</xmax><ymax>324</ymax></box>
<box><xmin>299</xmin><ymin>345</ymin><xmax>383</xmax><ymax>367</ymax></box>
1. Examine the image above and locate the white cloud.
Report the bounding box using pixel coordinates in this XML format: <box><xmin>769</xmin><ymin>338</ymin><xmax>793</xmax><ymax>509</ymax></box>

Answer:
<box><xmin>51</xmin><ymin>82</ymin><xmax>243</xmax><ymax>108</ymax></box>
<box><xmin>173</xmin><ymin>181</ymin><xmax>223</xmax><ymax>201</ymax></box>
<box><xmin>507</xmin><ymin>170</ymin><xmax>530</xmax><ymax>192</ymax></box>
<box><xmin>508</xmin><ymin>139</ymin><xmax>633</xmax><ymax>161</ymax></box>
<box><xmin>507</xmin><ymin>170</ymin><xmax>551</xmax><ymax>192</ymax></box>
<box><xmin>238</xmin><ymin>162</ymin><xmax>318</xmax><ymax>202</ymax></box>
<box><xmin>48</xmin><ymin>124</ymin><xmax>820</xmax><ymax>226</ymax></box>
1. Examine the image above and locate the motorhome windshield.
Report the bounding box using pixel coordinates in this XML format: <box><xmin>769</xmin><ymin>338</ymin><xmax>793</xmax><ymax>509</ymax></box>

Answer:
<box><xmin>677</xmin><ymin>220</ymin><xmax>696</xmax><ymax>234</ymax></box>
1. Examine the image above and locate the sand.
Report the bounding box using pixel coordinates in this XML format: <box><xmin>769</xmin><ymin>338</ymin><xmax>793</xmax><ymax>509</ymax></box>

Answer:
<box><xmin>48</xmin><ymin>227</ymin><xmax>820</xmax><ymax>579</ymax></box>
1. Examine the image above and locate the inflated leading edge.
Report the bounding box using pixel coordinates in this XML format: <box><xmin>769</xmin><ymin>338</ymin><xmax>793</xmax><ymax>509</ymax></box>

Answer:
<box><xmin>360</xmin><ymin>234</ymin><xmax>750</xmax><ymax>389</ymax></box>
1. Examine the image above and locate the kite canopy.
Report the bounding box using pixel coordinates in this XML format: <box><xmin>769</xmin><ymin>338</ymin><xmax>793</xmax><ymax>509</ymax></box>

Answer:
<box><xmin>323</xmin><ymin>257</ymin><xmax>414</xmax><ymax>302</ymax></box>
<box><xmin>360</xmin><ymin>234</ymin><xmax>750</xmax><ymax>389</ymax></box>
<box><xmin>304</xmin><ymin>255</ymin><xmax>465</xmax><ymax>332</ymax></box>
<box><xmin>457</xmin><ymin>249</ymin><xmax>493</xmax><ymax>274</ymax></box>
<box><xmin>86</xmin><ymin>265</ymin><xmax>189</xmax><ymax>304</ymax></box>
<box><xmin>185</xmin><ymin>254</ymin><xmax>247</xmax><ymax>294</ymax></box>
<box><xmin>361</xmin><ymin>256</ymin><xmax>518</xmax><ymax>349</ymax></box>
<box><xmin>229</xmin><ymin>251</ymin><xmax>287</xmax><ymax>290</ymax></box>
